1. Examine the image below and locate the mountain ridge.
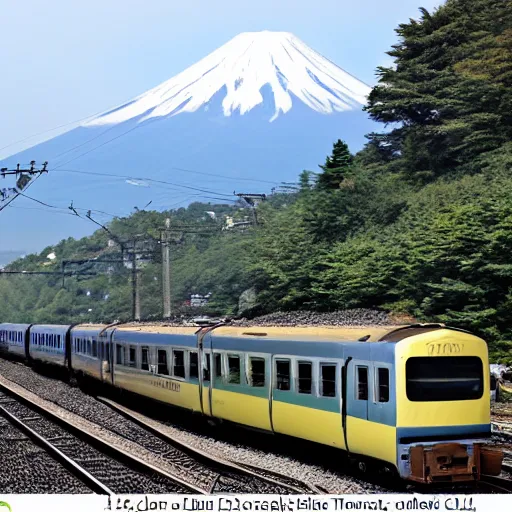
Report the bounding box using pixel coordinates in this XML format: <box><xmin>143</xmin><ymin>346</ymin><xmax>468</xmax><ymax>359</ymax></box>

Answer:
<box><xmin>84</xmin><ymin>31</ymin><xmax>372</xmax><ymax>126</ymax></box>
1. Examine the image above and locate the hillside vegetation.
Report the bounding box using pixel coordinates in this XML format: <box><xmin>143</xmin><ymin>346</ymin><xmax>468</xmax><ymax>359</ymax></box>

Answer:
<box><xmin>1</xmin><ymin>0</ymin><xmax>511</xmax><ymax>364</ymax></box>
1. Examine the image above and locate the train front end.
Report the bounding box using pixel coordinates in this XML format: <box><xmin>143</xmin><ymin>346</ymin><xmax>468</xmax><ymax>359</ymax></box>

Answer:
<box><xmin>394</xmin><ymin>327</ymin><xmax>503</xmax><ymax>483</ymax></box>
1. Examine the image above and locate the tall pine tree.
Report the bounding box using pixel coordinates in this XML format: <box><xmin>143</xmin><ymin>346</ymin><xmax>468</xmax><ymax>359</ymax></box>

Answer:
<box><xmin>317</xmin><ymin>139</ymin><xmax>354</xmax><ymax>190</ymax></box>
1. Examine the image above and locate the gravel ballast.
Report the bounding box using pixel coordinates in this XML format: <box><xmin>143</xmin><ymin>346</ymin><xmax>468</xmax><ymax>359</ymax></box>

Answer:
<box><xmin>0</xmin><ymin>414</ymin><xmax>92</xmax><ymax>493</ymax></box>
<box><xmin>232</xmin><ymin>309</ymin><xmax>395</xmax><ymax>327</ymax></box>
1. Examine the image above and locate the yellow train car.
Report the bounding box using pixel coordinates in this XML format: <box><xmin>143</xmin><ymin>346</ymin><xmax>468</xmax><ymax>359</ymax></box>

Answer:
<box><xmin>100</xmin><ymin>322</ymin><xmax>503</xmax><ymax>483</ymax></box>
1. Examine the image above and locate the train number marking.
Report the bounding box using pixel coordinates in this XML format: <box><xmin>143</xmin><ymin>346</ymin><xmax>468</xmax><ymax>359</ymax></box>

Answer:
<box><xmin>150</xmin><ymin>379</ymin><xmax>181</xmax><ymax>392</ymax></box>
<box><xmin>427</xmin><ymin>342</ymin><xmax>464</xmax><ymax>356</ymax></box>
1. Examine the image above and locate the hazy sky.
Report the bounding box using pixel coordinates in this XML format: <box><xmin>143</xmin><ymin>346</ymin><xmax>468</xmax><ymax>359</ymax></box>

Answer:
<box><xmin>0</xmin><ymin>0</ymin><xmax>443</xmax><ymax>159</ymax></box>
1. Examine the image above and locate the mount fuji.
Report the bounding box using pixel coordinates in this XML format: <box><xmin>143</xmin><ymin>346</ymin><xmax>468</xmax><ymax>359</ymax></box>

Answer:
<box><xmin>1</xmin><ymin>31</ymin><xmax>378</xmax><ymax>252</ymax></box>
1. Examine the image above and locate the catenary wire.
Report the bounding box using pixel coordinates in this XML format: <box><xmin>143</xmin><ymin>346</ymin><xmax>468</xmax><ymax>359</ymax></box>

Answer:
<box><xmin>52</xmin><ymin>168</ymin><xmax>237</xmax><ymax>197</ymax></box>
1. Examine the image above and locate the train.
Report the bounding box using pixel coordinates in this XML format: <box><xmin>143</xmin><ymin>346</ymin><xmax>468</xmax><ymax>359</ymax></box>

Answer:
<box><xmin>0</xmin><ymin>320</ymin><xmax>504</xmax><ymax>484</ymax></box>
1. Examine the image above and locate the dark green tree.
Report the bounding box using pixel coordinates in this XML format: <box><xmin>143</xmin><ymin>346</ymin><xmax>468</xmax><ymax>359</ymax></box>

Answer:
<box><xmin>364</xmin><ymin>0</ymin><xmax>512</xmax><ymax>182</ymax></box>
<box><xmin>317</xmin><ymin>139</ymin><xmax>354</xmax><ymax>190</ymax></box>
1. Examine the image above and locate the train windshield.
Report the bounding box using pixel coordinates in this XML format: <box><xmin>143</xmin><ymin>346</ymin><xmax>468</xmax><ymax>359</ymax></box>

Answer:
<box><xmin>406</xmin><ymin>356</ymin><xmax>483</xmax><ymax>401</ymax></box>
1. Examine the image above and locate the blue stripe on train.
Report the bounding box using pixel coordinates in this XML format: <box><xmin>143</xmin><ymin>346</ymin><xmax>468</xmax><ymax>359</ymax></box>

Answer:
<box><xmin>397</xmin><ymin>424</ymin><xmax>491</xmax><ymax>443</ymax></box>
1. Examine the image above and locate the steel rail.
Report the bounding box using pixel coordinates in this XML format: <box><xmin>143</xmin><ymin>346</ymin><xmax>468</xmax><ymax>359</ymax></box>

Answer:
<box><xmin>97</xmin><ymin>396</ymin><xmax>323</xmax><ymax>494</ymax></box>
<box><xmin>0</xmin><ymin>382</ymin><xmax>205</xmax><ymax>494</ymax></box>
<box><xmin>0</xmin><ymin>404</ymin><xmax>113</xmax><ymax>494</ymax></box>
<box><xmin>480</xmin><ymin>474</ymin><xmax>512</xmax><ymax>493</ymax></box>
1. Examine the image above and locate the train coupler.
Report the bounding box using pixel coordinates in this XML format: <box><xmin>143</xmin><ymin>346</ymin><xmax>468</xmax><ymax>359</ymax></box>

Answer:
<box><xmin>398</xmin><ymin>441</ymin><xmax>503</xmax><ymax>483</ymax></box>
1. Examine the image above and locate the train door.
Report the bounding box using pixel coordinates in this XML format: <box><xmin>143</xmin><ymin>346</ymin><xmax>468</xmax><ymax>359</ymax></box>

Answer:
<box><xmin>198</xmin><ymin>329</ymin><xmax>213</xmax><ymax>417</ymax></box>
<box><xmin>270</xmin><ymin>354</ymin><xmax>293</xmax><ymax>435</ymax></box>
<box><xmin>347</xmin><ymin>360</ymin><xmax>370</xmax><ymax>421</ymax></box>
<box><xmin>99</xmin><ymin>329</ymin><xmax>114</xmax><ymax>385</ymax></box>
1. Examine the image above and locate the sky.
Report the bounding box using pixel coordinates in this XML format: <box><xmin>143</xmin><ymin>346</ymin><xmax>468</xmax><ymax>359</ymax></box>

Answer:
<box><xmin>0</xmin><ymin>0</ymin><xmax>444</xmax><ymax>254</ymax></box>
<box><xmin>0</xmin><ymin>0</ymin><xmax>444</xmax><ymax>160</ymax></box>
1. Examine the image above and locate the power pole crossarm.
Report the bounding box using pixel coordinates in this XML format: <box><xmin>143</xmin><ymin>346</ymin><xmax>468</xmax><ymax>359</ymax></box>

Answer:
<box><xmin>0</xmin><ymin>161</ymin><xmax>49</xmax><ymax>210</ymax></box>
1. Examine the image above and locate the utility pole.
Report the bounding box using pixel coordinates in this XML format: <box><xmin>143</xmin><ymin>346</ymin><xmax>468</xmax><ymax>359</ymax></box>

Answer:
<box><xmin>0</xmin><ymin>161</ymin><xmax>48</xmax><ymax>210</ymax></box>
<box><xmin>69</xmin><ymin>207</ymin><xmax>151</xmax><ymax>321</ymax></box>
<box><xmin>129</xmin><ymin>241</ymin><xmax>141</xmax><ymax>321</ymax></box>
<box><xmin>160</xmin><ymin>220</ymin><xmax>219</xmax><ymax>319</ymax></box>
<box><xmin>162</xmin><ymin>218</ymin><xmax>172</xmax><ymax>320</ymax></box>
<box><xmin>234</xmin><ymin>192</ymin><xmax>266</xmax><ymax>226</ymax></box>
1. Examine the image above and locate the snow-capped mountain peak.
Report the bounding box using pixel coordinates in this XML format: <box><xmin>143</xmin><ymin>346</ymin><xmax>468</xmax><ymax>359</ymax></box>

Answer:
<box><xmin>85</xmin><ymin>31</ymin><xmax>371</xmax><ymax>126</ymax></box>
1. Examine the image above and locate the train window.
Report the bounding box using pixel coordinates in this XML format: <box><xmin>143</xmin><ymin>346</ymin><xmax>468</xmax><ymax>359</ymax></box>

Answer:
<box><xmin>320</xmin><ymin>364</ymin><xmax>336</xmax><ymax>397</ymax></box>
<box><xmin>57</xmin><ymin>335</ymin><xmax>62</xmax><ymax>349</ymax></box>
<box><xmin>87</xmin><ymin>339</ymin><xmax>92</xmax><ymax>356</ymax></box>
<box><xmin>376</xmin><ymin>368</ymin><xmax>389</xmax><ymax>403</ymax></box>
<box><xmin>406</xmin><ymin>356</ymin><xmax>483</xmax><ymax>402</ymax></box>
<box><xmin>203</xmin><ymin>354</ymin><xmax>211</xmax><ymax>382</ymax></box>
<box><xmin>173</xmin><ymin>350</ymin><xmax>185</xmax><ymax>378</ymax></box>
<box><xmin>214</xmin><ymin>353</ymin><xmax>222</xmax><ymax>380</ymax></box>
<box><xmin>276</xmin><ymin>360</ymin><xmax>291</xmax><ymax>391</ymax></box>
<box><xmin>128</xmin><ymin>347</ymin><xmax>136</xmax><ymax>367</ymax></box>
<box><xmin>141</xmin><ymin>347</ymin><xmax>150</xmax><ymax>371</ymax></box>
<box><xmin>92</xmin><ymin>340</ymin><xmax>98</xmax><ymax>358</ymax></box>
<box><xmin>227</xmin><ymin>355</ymin><xmax>241</xmax><ymax>384</ymax></box>
<box><xmin>116</xmin><ymin>344</ymin><xmax>123</xmax><ymax>365</ymax></box>
<box><xmin>189</xmin><ymin>352</ymin><xmax>199</xmax><ymax>379</ymax></box>
<box><xmin>249</xmin><ymin>357</ymin><xmax>265</xmax><ymax>387</ymax></box>
<box><xmin>157</xmin><ymin>350</ymin><xmax>169</xmax><ymax>375</ymax></box>
<box><xmin>357</xmin><ymin>367</ymin><xmax>368</xmax><ymax>400</ymax></box>
<box><xmin>298</xmin><ymin>361</ymin><xmax>312</xmax><ymax>394</ymax></box>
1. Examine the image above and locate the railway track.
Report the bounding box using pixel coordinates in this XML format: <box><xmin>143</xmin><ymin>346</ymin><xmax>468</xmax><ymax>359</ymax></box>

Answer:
<box><xmin>96</xmin><ymin>396</ymin><xmax>323</xmax><ymax>494</ymax></box>
<box><xmin>479</xmin><ymin>474</ymin><xmax>512</xmax><ymax>493</ymax></box>
<box><xmin>0</xmin><ymin>384</ymin><xmax>201</xmax><ymax>494</ymax></box>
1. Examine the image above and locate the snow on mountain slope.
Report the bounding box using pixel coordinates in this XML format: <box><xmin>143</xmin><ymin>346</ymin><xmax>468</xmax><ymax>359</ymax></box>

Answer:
<box><xmin>85</xmin><ymin>31</ymin><xmax>371</xmax><ymax>126</ymax></box>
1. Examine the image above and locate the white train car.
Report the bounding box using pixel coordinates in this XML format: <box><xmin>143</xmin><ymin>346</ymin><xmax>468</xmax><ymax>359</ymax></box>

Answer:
<box><xmin>70</xmin><ymin>324</ymin><xmax>106</xmax><ymax>380</ymax></box>
<box><xmin>29</xmin><ymin>324</ymin><xmax>71</xmax><ymax>367</ymax></box>
<box><xmin>0</xmin><ymin>323</ymin><xmax>31</xmax><ymax>358</ymax></box>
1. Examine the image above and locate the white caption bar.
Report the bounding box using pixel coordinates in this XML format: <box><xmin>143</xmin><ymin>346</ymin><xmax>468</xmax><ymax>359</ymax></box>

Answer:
<box><xmin>0</xmin><ymin>494</ymin><xmax>510</xmax><ymax>512</ymax></box>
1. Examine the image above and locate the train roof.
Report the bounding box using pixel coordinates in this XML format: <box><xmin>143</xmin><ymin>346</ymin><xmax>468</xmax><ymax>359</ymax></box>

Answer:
<box><xmin>31</xmin><ymin>324</ymin><xmax>72</xmax><ymax>329</ymax></box>
<box><xmin>115</xmin><ymin>325</ymin><xmax>199</xmax><ymax>336</ymax></box>
<box><xmin>106</xmin><ymin>322</ymin><xmax>458</xmax><ymax>343</ymax></box>
<box><xmin>73</xmin><ymin>324</ymin><xmax>110</xmax><ymax>331</ymax></box>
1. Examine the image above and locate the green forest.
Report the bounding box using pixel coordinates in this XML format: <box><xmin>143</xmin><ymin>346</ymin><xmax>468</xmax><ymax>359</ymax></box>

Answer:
<box><xmin>1</xmin><ymin>0</ymin><xmax>511</xmax><ymax>364</ymax></box>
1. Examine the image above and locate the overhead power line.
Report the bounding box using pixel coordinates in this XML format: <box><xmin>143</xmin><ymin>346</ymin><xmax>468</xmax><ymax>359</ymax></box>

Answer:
<box><xmin>52</xmin><ymin>168</ymin><xmax>236</xmax><ymax>197</ymax></box>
